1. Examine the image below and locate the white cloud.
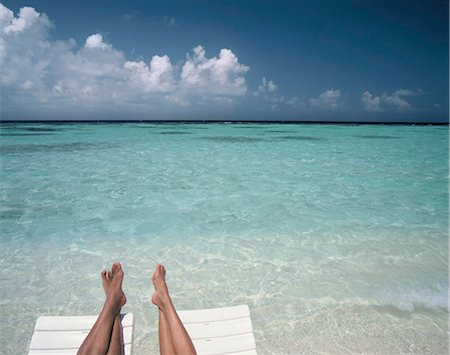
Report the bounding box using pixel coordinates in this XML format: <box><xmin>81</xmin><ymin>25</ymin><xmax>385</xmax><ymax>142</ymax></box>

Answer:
<box><xmin>0</xmin><ymin>4</ymin><xmax>251</xmax><ymax>116</ymax></box>
<box><xmin>393</xmin><ymin>88</ymin><xmax>423</xmax><ymax>96</ymax></box>
<box><xmin>285</xmin><ymin>96</ymin><xmax>305</xmax><ymax>109</ymax></box>
<box><xmin>382</xmin><ymin>92</ymin><xmax>411</xmax><ymax>110</ymax></box>
<box><xmin>361</xmin><ymin>91</ymin><xmax>381</xmax><ymax>111</ymax></box>
<box><xmin>0</xmin><ymin>3</ymin><xmax>14</xmax><ymax>28</ymax></box>
<box><xmin>309</xmin><ymin>89</ymin><xmax>342</xmax><ymax>110</ymax></box>
<box><xmin>254</xmin><ymin>77</ymin><xmax>284</xmax><ymax>110</ymax></box>
<box><xmin>362</xmin><ymin>88</ymin><xmax>423</xmax><ymax>111</ymax></box>
<box><xmin>0</xmin><ymin>3</ymin><xmax>54</xmax><ymax>92</ymax></box>
<box><xmin>85</xmin><ymin>34</ymin><xmax>110</xmax><ymax>50</ymax></box>
<box><xmin>3</xmin><ymin>6</ymin><xmax>45</xmax><ymax>34</ymax></box>
<box><xmin>255</xmin><ymin>76</ymin><xmax>277</xmax><ymax>95</ymax></box>
<box><xmin>180</xmin><ymin>45</ymin><xmax>249</xmax><ymax>95</ymax></box>
<box><xmin>124</xmin><ymin>55</ymin><xmax>174</xmax><ymax>92</ymax></box>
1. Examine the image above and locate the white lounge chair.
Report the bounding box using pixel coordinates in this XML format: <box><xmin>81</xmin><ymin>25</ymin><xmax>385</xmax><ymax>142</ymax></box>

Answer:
<box><xmin>28</xmin><ymin>313</ymin><xmax>133</xmax><ymax>355</ymax></box>
<box><xmin>178</xmin><ymin>304</ymin><xmax>257</xmax><ymax>355</ymax></box>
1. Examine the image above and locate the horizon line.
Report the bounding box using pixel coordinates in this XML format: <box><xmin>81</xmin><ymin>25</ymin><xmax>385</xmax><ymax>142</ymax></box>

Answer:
<box><xmin>0</xmin><ymin>120</ymin><xmax>448</xmax><ymax>125</ymax></box>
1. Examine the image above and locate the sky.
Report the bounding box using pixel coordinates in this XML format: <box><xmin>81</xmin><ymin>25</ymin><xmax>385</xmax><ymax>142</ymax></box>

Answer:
<box><xmin>0</xmin><ymin>0</ymin><xmax>448</xmax><ymax>122</ymax></box>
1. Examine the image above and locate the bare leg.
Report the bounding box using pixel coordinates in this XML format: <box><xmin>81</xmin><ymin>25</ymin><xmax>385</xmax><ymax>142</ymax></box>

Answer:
<box><xmin>151</xmin><ymin>264</ymin><xmax>197</xmax><ymax>355</ymax></box>
<box><xmin>152</xmin><ymin>264</ymin><xmax>176</xmax><ymax>354</ymax></box>
<box><xmin>78</xmin><ymin>263</ymin><xmax>126</xmax><ymax>355</ymax></box>
<box><xmin>101</xmin><ymin>270</ymin><xmax>125</xmax><ymax>355</ymax></box>
<box><xmin>107</xmin><ymin>316</ymin><xmax>124</xmax><ymax>355</ymax></box>
<box><xmin>158</xmin><ymin>309</ymin><xmax>176</xmax><ymax>355</ymax></box>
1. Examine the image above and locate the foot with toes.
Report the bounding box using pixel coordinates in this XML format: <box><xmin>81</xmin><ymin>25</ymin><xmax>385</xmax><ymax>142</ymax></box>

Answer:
<box><xmin>151</xmin><ymin>264</ymin><xmax>171</xmax><ymax>309</ymax></box>
<box><xmin>101</xmin><ymin>262</ymin><xmax>127</xmax><ymax>310</ymax></box>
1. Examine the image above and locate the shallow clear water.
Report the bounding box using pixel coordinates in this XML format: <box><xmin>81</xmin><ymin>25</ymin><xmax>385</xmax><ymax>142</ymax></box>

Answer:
<box><xmin>0</xmin><ymin>122</ymin><xmax>448</xmax><ymax>354</ymax></box>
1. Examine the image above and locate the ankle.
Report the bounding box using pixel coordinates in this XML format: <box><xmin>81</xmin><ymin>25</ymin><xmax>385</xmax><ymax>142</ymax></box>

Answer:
<box><xmin>106</xmin><ymin>295</ymin><xmax>122</xmax><ymax>312</ymax></box>
<box><xmin>158</xmin><ymin>296</ymin><xmax>172</xmax><ymax>312</ymax></box>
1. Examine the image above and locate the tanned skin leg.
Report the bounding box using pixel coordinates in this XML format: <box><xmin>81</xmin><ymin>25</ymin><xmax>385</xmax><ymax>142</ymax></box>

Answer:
<box><xmin>101</xmin><ymin>270</ymin><xmax>125</xmax><ymax>355</ymax></box>
<box><xmin>151</xmin><ymin>264</ymin><xmax>196</xmax><ymax>355</ymax></box>
<box><xmin>77</xmin><ymin>263</ymin><xmax>126</xmax><ymax>355</ymax></box>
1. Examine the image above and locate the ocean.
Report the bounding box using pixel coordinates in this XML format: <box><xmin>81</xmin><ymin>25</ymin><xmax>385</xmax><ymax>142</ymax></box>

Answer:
<box><xmin>0</xmin><ymin>122</ymin><xmax>448</xmax><ymax>354</ymax></box>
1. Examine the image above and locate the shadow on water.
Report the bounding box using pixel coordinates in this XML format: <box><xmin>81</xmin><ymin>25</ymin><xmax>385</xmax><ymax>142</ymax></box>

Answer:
<box><xmin>198</xmin><ymin>136</ymin><xmax>267</xmax><ymax>143</ymax></box>
<box><xmin>353</xmin><ymin>135</ymin><xmax>400</xmax><ymax>139</ymax></box>
<box><xmin>232</xmin><ymin>126</ymin><xmax>267</xmax><ymax>129</ymax></box>
<box><xmin>0</xmin><ymin>126</ymin><xmax>25</xmax><ymax>130</ymax></box>
<box><xmin>275</xmin><ymin>136</ymin><xmax>325</xmax><ymax>141</ymax></box>
<box><xmin>0</xmin><ymin>133</ymin><xmax>53</xmax><ymax>136</ymax></box>
<box><xmin>266</xmin><ymin>130</ymin><xmax>294</xmax><ymax>133</ymax></box>
<box><xmin>157</xmin><ymin>131</ymin><xmax>192</xmax><ymax>135</ymax></box>
<box><xmin>24</xmin><ymin>127</ymin><xmax>61</xmax><ymax>132</ymax></box>
<box><xmin>0</xmin><ymin>124</ymin><xmax>91</xmax><ymax>132</ymax></box>
<box><xmin>1</xmin><ymin>126</ymin><xmax>64</xmax><ymax>132</ymax></box>
<box><xmin>0</xmin><ymin>142</ymin><xmax>116</xmax><ymax>154</ymax></box>
<box><xmin>0</xmin><ymin>209</ymin><xmax>25</xmax><ymax>220</ymax></box>
<box><xmin>197</xmin><ymin>135</ymin><xmax>324</xmax><ymax>142</ymax></box>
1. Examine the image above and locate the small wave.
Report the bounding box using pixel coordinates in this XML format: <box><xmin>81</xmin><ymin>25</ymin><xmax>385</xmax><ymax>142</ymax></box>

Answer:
<box><xmin>377</xmin><ymin>283</ymin><xmax>448</xmax><ymax>312</ymax></box>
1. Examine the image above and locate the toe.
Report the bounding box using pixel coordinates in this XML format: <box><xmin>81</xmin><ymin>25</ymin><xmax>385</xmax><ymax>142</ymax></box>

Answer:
<box><xmin>112</xmin><ymin>262</ymin><xmax>122</xmax><ymax>274</ymax></box>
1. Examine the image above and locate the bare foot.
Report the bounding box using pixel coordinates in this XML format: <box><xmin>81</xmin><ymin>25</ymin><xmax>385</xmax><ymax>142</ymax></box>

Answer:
<box><xmin>100</xmin><ymin>270</ymin><xmax>112</xmax><ymax>297</ymax></box>
<box><xmin>151</xmin><ymin>264</ymin><xmax>171</xmax><ymax>308</ymax></box>
<box><xmin>102</xmin><ymin>262</ymin><xmax>126</xmax><ymax>309</ymax></box>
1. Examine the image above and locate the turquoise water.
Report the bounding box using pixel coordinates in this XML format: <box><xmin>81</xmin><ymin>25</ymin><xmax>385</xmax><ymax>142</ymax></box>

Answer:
<box><xmin>0</xmin><ymin>122</ymin><xmax>448</xmax><ymax>354</ymax></box>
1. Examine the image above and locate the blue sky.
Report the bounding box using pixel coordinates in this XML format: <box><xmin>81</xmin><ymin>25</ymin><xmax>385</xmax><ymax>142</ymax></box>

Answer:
<box><xmin>1</xmin><ymin>0</ymin><xmax>448</xmax><ymax>122</ymax></box>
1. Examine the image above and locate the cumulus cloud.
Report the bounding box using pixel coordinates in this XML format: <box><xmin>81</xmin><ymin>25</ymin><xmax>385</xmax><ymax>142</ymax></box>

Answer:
<box><xmin>361</xmin><ymin>91</ymin><xmax>381</xmax><ymax>111</ymax></box>
<box><xmin>85</xmin><ymin>33</ymin><xmax>110</xmax><ymax>49</ymax></box>
<box><xmin>382</xmin><ymin>92</ymin><xmax>411</xmax><ymax>110</ymax></box>
<box><xmin>3</xmin><ymin>5</ymin><xmax>45</xmax><ymax>34</ymax></box>
<box><xmin>124</xmin><ymin>55</ymin><xmax>174</xmax><ymax>93</ymax></box>
<box><xmin>309</xmin><ymin>89</ymin><xmax>342</xmax><ymax>110</ymax></box>
<box><xmin>285</xmin><ymin>96</ymin><xmax>306</xmax><ymax>110</ymax></box>
<box><xmin>254</xmin><ymin>77</ymin><xmax>284</xmax><ymax>110</ymax></box>
<box><xmin>0</xmin><ymin>3</ymin><xmax>55</xmax><ymax>93</ymax></box>
<box><xmin>0</xmin><ymin>3</ymin><xmax>251</xmax><ymax>117</ymax></box>
<box><xmin>255</xmin><ymin>76</ymin><xmax>277</xmax><ymax>95</ymax></box>
<box><xmin>361</xmin><ymin>89</ymin><xmax>423</xmax><ymax>111</ymax></box>
<box><xmin>180</xmin><ymin>45</ymin><xmax>249</xmax><ymax>95</ymax></box>
<box><xmin>382</xmin><ymin>88</ymin><xmax>423</xmax><ymax>110</ymax></box>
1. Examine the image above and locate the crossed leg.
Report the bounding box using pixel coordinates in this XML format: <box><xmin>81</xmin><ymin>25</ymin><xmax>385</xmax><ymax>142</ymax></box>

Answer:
<box><xmin>77</xmin><ymin>262</ymin><xmax>126</xmax><ymax>355</ymax></box>
<box><xmin>157</xmin><ymin>309</ymin><xmax>176</xmax><ymax>354</ymax></box>
<box><xmin>101</xmin><ymin>269</ymin><xmax>125</xmax><ymax>355</ymax></box>
<box><xmin>151</xmin><ymin>264</ymin><xmax>197</xmax><ymax>355</ymax></box>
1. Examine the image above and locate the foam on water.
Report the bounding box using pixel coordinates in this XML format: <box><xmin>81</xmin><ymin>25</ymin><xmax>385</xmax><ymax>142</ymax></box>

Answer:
<box><xmin>0</xmin><ymin>123</ymin><xmax>448</xmax><ymax>354</ymax></box>
<box><xmin>377</xmin><ymin>283</ymin><xmax>448</xmax><ymax>312</ymax></box>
